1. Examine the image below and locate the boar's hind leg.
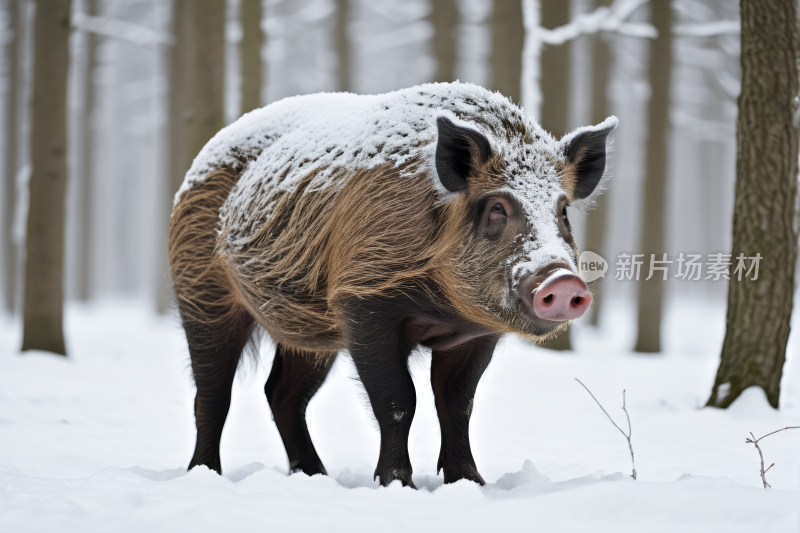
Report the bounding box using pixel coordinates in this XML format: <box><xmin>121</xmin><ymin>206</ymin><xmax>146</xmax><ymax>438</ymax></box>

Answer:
<box><xmin>184</xmin><ymin>304</ymin><xmax>255</xmax><ymax>475</ymax></box>
<box><xmin>431</xmin><ymin>335</ymin><xmax>498</xmax><ymax>485</ymax></box>
<box><xmin>170</xmin><ymin>168</ymin><xmax>255</xmax><ymax>475</ymax></box>
<box><xmin>265</xmin><ymin>346</ymin><xmax>336</xmax><ymax>476</ymax></box>
<box><xmin>342</xmin><ymin>299</ymin><xmax>417</xmax><ymax>488</ymax></box>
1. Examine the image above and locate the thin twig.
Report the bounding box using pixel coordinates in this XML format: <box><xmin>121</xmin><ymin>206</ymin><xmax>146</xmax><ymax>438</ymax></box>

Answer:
<box><xmin>745</xmin><ymin>426</ymin><xmax>799</xmax><ymax>489</ymax></box>
<box><xmin>575</xmin><ymin>378</ymin><xmax>637</xmax><ymax>480</ymax></box>
<box><xmin>753</xmin><ymin>427</ymin><xmax>800</xmax><ymax>442</ymax></box>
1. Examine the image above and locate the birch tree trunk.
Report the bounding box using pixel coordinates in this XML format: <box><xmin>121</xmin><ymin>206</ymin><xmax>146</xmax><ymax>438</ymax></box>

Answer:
<box><xmin>491</xmin><ymin>0</ymin><xmax>524</xmax><ymax>102</ymax></box>
<box><xmin>431</xmin><ymin>0</ymin><xmax>458</xmax><ymax>83</ymax></box>
<box><xmin>634</xmin><ymin>0</ymin><xmax>672</xmax><ymax>353</ymax></box>
<box><xmin>3</xmin><ymin>0</ymin><xmax>20</xmax><ymax>314</ymax></box>
<box><xmin>707</xmin><ymin>0</ymin><xmax>799</xmax><ymax>409</ymax></box>
<box><xmin>585</xmin><ymin>0</ymin><xmax>613</xmax><ymax>326</ymax></box>
<box><xmin>539</xmin><ymin>0</ymin><xmax>572</xmax><ymax>350</ymax></box>
<box><xmin>239</xmin><ymin>0</ymin><xmax>264</xmax><ymax>114</ymax></box>
<box><xmin>22</xmin><ymin>0</ymin><xmax>72</xmax><ymax>355</ymax></box>
<box><xmin>335</xmin><ymin>0</ymin><xmax>350</xmax><ymax>92</ymax></box>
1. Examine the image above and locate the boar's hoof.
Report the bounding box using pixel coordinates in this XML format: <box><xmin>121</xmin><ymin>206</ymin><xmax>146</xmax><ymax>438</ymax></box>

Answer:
<box><xmin>441</xmin><ymin>464</ymin><xmax>486</xmax><ymax>486</ymax></box>
<box><xmin>375</xmin><ymin>468</ymin><xmax>416</xmax><ymax>489</ymax></box>
<box><xmin>289</xmin><ymin>460</ymin><xmax>328</xmax><ymax>477</ymax></box>
<box><xmin>189</xmin><ymin>453</ymin><xmax>222</xmax><ymax>475</ymax></box>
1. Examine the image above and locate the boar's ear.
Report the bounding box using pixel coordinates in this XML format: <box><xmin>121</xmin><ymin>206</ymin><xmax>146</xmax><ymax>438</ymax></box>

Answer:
<box><xmin>436</xmin><ymin>116</ymin><xmax>492</xmax><ymax>193</ymax></box>
<box><xmin>560</xmin><ymin>116</ymin><xmax>618</xmax><ymax>201</ymax></box>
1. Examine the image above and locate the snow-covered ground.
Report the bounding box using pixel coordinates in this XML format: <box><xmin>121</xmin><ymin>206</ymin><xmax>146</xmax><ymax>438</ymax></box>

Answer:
<box><xmin>1</xmin><ymin>294</ymin><xmax>798</xmax><ymax>532</ymax></box>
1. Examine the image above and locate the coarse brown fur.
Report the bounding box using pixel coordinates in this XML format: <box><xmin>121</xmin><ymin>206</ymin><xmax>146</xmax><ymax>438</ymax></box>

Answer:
<box><xmin>171</xmin><ymin>144</ymin><xmax>563</xmax><ymax>371</ymax></box>
<box><xmin>169</xmin><ymin>168</ymin><xmax>250</xmax><ymax>346</ymax></box>
<box><xmin>209</xmin><ymin>155</ymin><xmax>541</xmax><ymax>358</ymax></box>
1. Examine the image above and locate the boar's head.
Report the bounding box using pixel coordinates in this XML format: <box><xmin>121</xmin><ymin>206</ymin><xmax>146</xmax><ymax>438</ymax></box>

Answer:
<box><xmin>434</xmin><ymin>113</ymin><xmax>617</xmax><ymax>342</ymax></box>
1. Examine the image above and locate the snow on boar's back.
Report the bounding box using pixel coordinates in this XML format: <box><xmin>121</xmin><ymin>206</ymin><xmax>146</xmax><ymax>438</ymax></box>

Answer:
<box><xmin>169</xmin><ymin>82</ymin><xmax>617</xmax><ymax>487</ymax></box>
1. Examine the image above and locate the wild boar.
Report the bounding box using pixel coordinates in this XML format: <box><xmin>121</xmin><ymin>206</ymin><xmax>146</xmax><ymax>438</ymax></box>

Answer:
<box><xmin>169</xmin><ymin>82</ymin><xmax>617</xmax><ymax>487</ymax></box>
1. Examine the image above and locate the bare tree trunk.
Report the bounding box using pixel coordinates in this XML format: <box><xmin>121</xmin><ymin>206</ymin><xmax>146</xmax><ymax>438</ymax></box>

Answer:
<box><xmin>585</xmin><ymin>0</ymin><xmax>613</xmax><ymax>326</ymax></box>
<box><xmin>707</xmin><ymin>0</ymin><xmax>799</xmax><ymax>409</ymax></box>
<box><xmin>188</xmin><ymin>0</ymin><xmax>226</xmax><ymax>161</ymax></box>
<box><xmin>634</xmin><ymin>0</ymin><xmax>672</xmax><ymax>354</ymax></box>
<box><xmin>335</xmin><ymin>0</ymin><xmax>350</xmax><ymax>92</ymax></box>
<box><xmin>75</xmin><ymin>0</ymin><xmax>98</xmax><ymax>301</ymax></box>
<box><xmin>539</xmin><ymin>0</ymin><xmax>572</xmax><ymax>350</ymax></box>
<box><xmin>3</xmin><ymin>0</ymin><xmax>20</xmax><ymax>314</ymax></box>
<box><xmin>22</xmin><ymin>0</ymin><xmax>72</xmax><ymax>355</ymax></box>
<box><xmin>491</xmin><ymin>0</ymin><xmax>524</xmax><ymax>102</ymax></box>
<box><xmin>170</xmin><ymin>2</ymin><xmax>194</xmax><ymax>200</ymax></box>
<box><xmin>158</xmin><ymin>1</ymin><xmax>224</xmax><ymax>314</ymax></box>
<box><xmin>239</xmin><ymin>0</ymin><xmax>264</xmax><ymax>114</ymax></box>
<box><xmin>431</xmin><ymin>0</ymin><xmax>458</xmax><ymax>83</ymax></box>
<box><xmin>158</xmin><ymin>0</ymin><xmax>194</xmax><ymax>314</ymax></box>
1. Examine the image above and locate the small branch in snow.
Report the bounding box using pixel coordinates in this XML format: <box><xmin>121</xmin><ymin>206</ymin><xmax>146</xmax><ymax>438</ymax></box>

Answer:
<box><xmin>575</xmin><ymin>378</ymin><xmax>637</xmax><ymax>480</ymax></box>
<box><xmin>745</xmin><ymin>427</ymin><xmax>799</xmax><ymax>488</ymax></box>
<box><xmin>73</xmin><ymin>13</ymin><xmax>173</xmax><ymax>47</ymax></box>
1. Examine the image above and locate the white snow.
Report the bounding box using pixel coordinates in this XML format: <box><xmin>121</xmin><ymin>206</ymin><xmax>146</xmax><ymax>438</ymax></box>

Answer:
<box><xmin>1</xmin><ymin>295</ymin><xmax>798</xmax><ymax>532</ymax></box>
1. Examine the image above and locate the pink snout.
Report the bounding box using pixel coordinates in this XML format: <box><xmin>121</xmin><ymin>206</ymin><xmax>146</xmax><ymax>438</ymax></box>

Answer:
<box><xmin>532</xmin><ymin>269</ymin><xmax>592</xmax><ymax>321</ymax></box>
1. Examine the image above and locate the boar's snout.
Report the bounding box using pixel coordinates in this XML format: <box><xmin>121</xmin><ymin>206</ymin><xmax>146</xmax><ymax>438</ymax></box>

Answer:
<box><xmin>521</xmin><ymin>267</ymin><xmax>592</xmax><ymax>322</ymax></box>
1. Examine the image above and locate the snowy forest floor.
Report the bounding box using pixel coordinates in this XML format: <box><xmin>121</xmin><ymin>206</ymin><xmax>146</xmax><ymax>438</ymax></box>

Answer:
<box><xmin>1</xmin><ymin>293</ymin><xmax>798</xmax><ymax>532</ymax></box>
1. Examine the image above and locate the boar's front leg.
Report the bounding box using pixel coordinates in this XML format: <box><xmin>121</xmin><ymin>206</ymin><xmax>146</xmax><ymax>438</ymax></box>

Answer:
<box><xmin>431</xmin><ymin>335</ymin><xmax>498</xmax><ymax>485</ymax></box>
<box><xmin>342</xmin><ymin>298</ymin><xmax>417</xmax><ymax>488</ymax></box>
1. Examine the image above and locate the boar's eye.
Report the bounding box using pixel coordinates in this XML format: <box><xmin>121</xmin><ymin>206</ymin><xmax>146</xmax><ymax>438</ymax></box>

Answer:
<box><xmin>489</xmin><ymin>202</ymin><xmax>507</xmax><ymax>221</ymax></box>
<box><xmin>483</xmin><ymin>198</ymin><xmax>510</xmax><ymax>240</ymax></box>
<box><xmin>558</xmin><ymin>203</ymin><xmax>573</xmax><ymax>239</ymax></box>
